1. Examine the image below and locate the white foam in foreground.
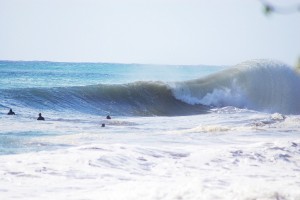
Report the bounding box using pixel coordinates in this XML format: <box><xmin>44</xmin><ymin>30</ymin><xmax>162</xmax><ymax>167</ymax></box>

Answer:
<box><xmin>0</xmin><ymin>110</ymin><xmax>300</xmax><ymax>200</ymax></box>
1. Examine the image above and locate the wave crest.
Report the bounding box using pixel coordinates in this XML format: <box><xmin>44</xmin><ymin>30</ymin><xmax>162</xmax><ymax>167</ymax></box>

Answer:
<box><xmin>172</xmin><ymin>60</ymin><xmax>300</xmax><ymax>114</ymax></box>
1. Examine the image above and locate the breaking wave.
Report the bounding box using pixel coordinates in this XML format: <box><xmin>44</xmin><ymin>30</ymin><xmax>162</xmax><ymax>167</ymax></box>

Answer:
<box><xmin>172</xmin><ymin>60</ymin><xmax>300</xmax><ymax>114</ymax></box>
<box><xmin>1</xmin><ymin>81</ymin><xmax>208</xmax><ymax>116</ymax></box>
<box><xmin>1</xmin><ymin>60</ymin><xmax>299</xmax><ymax>115</ymax></box>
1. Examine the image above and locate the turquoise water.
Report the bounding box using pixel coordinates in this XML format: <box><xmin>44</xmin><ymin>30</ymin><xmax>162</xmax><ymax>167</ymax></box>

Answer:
<box><xmin>0</xmin><ymin>61</ymin><xmax>224</xmax><ymax>89</ymax></box>
<box><xmin>0</xmin><ymin>60</ymin><xmax>224</xmax><ymax>154</ymax></box>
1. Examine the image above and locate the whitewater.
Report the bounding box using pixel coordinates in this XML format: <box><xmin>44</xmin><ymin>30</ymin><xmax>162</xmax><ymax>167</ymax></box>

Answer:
<box><xmin>0</xmin><ymin>60</ymin><xmax>300</xmax><ymax>200</ymax></box>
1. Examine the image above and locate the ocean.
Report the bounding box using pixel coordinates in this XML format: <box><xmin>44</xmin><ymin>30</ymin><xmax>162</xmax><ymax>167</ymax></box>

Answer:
<box><xmin>0</xmin><ymin>60</ymin><xmax>300</xmax><ymax>200</ymax></box>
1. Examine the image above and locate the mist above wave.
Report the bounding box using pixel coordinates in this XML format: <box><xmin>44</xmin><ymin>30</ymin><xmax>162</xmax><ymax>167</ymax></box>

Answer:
<box><xmin>172</xmin><ymin>60</ymin><xmax>300</xmax><ymax>114</ymax></box>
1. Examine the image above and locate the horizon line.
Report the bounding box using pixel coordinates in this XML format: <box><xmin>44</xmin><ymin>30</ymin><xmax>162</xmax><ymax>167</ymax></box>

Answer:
<box><xmin>0</xmin><ymin>59</ymin><xmax>224</xmax><ymax>67</ymax></box>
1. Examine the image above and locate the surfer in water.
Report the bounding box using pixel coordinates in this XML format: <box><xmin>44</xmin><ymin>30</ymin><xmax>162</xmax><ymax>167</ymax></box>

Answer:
<box><xmin>7</xmin><ymin>109</ymin><xmax>15</xmax><ymax>115</ymax></box>
<box><xmin>37</xmin><ymin>113</ymin><xmax>45</xmax><ymax>121</ymax></box>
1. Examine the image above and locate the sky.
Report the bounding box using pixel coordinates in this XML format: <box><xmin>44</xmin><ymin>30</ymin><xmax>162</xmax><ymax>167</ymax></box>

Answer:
<box><xmin>0</xmin><ymin>0</ymin><xmax>299</xmax><ymax>66</ymax></box>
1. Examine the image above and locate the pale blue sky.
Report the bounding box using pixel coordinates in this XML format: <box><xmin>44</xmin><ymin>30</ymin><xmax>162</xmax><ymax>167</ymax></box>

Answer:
<box><xmin>0</xmin><ymin>0</ymin><xmax>299</xmax><ymax>66</ymax></box>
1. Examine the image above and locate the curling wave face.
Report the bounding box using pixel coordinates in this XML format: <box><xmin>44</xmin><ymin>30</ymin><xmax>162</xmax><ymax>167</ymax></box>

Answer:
<box><xmin>1</xmin><ymin>60</ymin><xmax>299</xmax><ymax>115</ymax></box>
<box><xmin>1</xmin><ymin>82</ymin><xmax>208</xmax><ymax>116</ymax></box>
<box><xmin>172</xmin><ymin>60</ymin><xmax>300</xmax><ymax>114</ymax></box>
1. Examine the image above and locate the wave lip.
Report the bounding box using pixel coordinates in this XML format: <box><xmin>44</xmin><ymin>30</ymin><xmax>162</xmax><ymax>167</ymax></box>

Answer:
<box><xmin>171</xmin><ymin>60</ymin><xmax>300</xmax><ymax>114</ymax></box>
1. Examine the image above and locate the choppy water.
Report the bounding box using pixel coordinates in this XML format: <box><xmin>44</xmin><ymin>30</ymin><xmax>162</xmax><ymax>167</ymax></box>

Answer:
<box><xmin>0</xmin><ymin>60</ymin><xmax>300</xmax><ymax>200</ymax></box>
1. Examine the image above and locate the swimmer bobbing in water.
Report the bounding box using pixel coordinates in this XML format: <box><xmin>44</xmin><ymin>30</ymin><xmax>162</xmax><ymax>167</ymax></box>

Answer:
<box><xmin>7</xmin><ymin>109</ymin><xmax>15</xmax><ymax>115</ymax></box>
<box><xmin>37</xmin><ymin>113</ymin><xmax>45</xmax><ymax>121</ymax></box>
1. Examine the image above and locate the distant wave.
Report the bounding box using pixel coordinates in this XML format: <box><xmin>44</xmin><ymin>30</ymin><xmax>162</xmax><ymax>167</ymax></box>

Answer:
<box><xmin>1</xmin><ymin>60</ymin><xmax>299</xmax><ymax>115</ymax></box>
<box><xmin>171</xmin><ymin>60</ymin><xmax>300</xmax><ymax>114</ymax></box>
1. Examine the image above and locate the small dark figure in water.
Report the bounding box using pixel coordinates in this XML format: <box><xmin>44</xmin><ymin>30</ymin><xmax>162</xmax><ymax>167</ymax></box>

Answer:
<box><xmin>37</xmin><ymin>113</ymin><xmax>45</xmax><ymax>121</ymax></box>
<box><xmin>7</xmin><ymin>109</ymin><xmax>15</xmax><ymax>115</ymax></box>
<box><xmin>106</xmin><ymin>115</ymin><xmax>111</xmax><ymax>119</ymax></box>
<box><xmin>101</xmin><ymin>123</ymin><xmax>105</xmax><ymax>127</ymax></box>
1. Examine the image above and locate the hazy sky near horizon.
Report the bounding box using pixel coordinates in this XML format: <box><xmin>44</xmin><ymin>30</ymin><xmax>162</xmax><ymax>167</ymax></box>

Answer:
<box><xmin>0</xmin><ymin>0</ymin><xmax>299</xmax><ymax>66</ymax></box>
